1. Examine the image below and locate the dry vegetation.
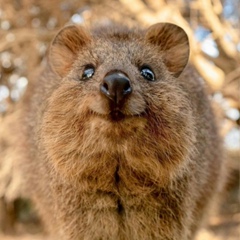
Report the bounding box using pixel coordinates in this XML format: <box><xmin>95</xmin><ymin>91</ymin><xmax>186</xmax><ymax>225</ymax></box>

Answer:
<box><xmin>0</xmin><ymin>0</ymin><xmax>239</xmax><ymax>239</ymax></box>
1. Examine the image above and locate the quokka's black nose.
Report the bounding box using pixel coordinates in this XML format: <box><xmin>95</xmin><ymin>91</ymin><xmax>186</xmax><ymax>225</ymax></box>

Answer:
<box><xmin>100</xmin><ymin>72</ymin><xmax>132</xmax><ymax>105</ymax></box>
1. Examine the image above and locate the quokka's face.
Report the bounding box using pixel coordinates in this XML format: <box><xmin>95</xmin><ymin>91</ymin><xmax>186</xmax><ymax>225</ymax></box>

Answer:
<box><xmin>40</xmin><ymin>23</ymin><xmax>196</xmax><ymax>189</ymax></box>
<box><xmin>62</xmin><ymin>39</ymin><xmax>170</xmax><ymax>123</ymax></box>
<box><xmin>47</xmin><ymin>23</ymin><xmax>190</xmax><ymax>125</ymax></box>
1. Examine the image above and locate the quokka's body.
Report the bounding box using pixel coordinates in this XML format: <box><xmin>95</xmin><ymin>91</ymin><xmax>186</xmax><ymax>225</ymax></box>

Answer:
<box><xmin>18</xmin><ymin>23</ymin><xmax>226</xmax><ymax>239</ymax></box>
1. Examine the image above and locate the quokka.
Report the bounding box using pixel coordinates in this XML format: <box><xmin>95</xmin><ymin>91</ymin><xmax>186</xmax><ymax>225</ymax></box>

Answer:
<box><xmin>16</xmin><ymin>22</ymin><xmax>226</xmax><ymax>240</ymax></box>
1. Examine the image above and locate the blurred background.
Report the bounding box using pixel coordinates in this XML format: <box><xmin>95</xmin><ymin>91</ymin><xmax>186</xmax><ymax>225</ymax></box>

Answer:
<box><xmin>0</xmin><ymin>0</ymin><xmax>239</xmax><ymax>239</ymax></box>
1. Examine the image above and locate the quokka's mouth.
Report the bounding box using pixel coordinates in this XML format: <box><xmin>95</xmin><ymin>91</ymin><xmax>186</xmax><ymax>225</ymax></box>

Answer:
<box><xmin>110</xmin><ymin>110</ymin><xmax>125</xmax><ymax>121</ymax></box>
<box><xmin>89</xmin><ymin>106</ymin><xmax>145</xmax><ymax>122</ymax></box>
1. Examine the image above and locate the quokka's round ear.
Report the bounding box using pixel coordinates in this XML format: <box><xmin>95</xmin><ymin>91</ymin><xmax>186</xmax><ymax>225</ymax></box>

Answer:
<box><xmin>49</xmin><ymin>25</ymin><xmax>92</xmax><ymax>77</ymax></box>
<box><xmin>145</xmin><ymin>23</ymin><xmax>189</xmax><ymax>77</ymax></box>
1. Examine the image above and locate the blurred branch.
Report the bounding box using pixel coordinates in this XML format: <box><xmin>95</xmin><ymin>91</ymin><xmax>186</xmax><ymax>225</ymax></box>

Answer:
<box><xmin>0</xmin><ymin>29</ymin><xmax>55</xmax><ymax>52</ymax></box>
<box><xmin>199</xmin><ymin>0</ymin><xmax>238</xmax><ymax>60</ymax></box>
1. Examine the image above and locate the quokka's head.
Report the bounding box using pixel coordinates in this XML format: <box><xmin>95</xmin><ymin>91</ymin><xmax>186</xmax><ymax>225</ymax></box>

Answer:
<box><xmin>41</xmin><ymin>23</ymin><xmax>196</xmax><ymax>189</ymax></box>
<box><xmin>47</xmin><ymin>22</ymin><xmax>190</xmax><ymax>121</ymax></box>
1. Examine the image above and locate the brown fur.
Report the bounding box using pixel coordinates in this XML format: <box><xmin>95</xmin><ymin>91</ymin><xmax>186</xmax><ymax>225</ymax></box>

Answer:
<box><xmin>18</xmin><ymin>23</ymin><xmax>226</xmax><ymax>239</ymax></box>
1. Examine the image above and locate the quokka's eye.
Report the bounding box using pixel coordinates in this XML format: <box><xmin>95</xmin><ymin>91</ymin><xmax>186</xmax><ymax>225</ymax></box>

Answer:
<box><xmin>140</xmin><ymin>66</ymin><xmax>155</xmax><ymax>82</ymax></box>
<box><xmin>82</xmin><ymin>65</ymin><xmax>95</xmax><ymax>80</ymax></box>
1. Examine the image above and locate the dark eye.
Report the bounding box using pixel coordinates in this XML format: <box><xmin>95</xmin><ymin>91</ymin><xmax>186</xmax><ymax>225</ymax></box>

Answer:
<box><xmin>140</xmin><ymin>67</ymin><xmax>155</xmax><ymax>81</ymax></box>
<box><xmin>82</xmin><ymin>65</ymin><xmax>95</xmax><ymax>80</ymax></box>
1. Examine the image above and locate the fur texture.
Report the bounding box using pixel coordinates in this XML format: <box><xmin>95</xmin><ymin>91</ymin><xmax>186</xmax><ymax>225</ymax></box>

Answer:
<box><xmin>18</xmin><ymin>23</ymin><xmax>226</xmax><ymax>240</ymax></box>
